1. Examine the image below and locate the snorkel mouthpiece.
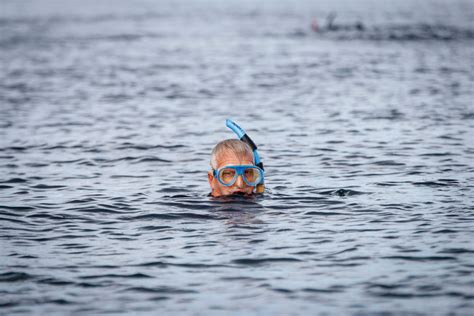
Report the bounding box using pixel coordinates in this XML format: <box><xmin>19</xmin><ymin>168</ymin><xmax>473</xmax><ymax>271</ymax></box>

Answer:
<box><xmin>225</xmin><ymin>119</ymin><xmax>265</xmax><ymax>194</ymax></box>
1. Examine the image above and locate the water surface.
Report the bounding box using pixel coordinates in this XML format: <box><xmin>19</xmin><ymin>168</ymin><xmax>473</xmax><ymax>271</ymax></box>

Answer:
<box><xmin>1</xmin><ymin>0</ymin><xmax>473</xmax><ymax>314</ymax></box>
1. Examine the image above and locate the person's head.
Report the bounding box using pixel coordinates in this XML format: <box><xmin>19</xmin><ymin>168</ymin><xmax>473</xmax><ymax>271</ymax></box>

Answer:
<box><xmin>208</xmin><ymin>139</ymin><xmax>261</xmax><ymax>197</ymax></box>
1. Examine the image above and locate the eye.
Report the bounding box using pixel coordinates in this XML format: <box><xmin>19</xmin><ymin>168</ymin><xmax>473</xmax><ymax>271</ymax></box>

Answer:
<box><xmin>219</xmin><ymin>168</ymin><xmax>236</xmax><ymax>184</ymax></box>
<box><xmin>244</xmin><ymin>168</ymin><xmax>259</xmax><ymax>182</ymax></box>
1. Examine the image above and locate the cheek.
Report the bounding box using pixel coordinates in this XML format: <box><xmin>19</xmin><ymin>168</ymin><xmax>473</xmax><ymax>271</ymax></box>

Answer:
<box><xmin>220</xmin><ymin>185</ymin><xmax>233</xmax><ymax>193</ymax></box>
<box><xmin>211</xmin><ymin>178</ymin><xmax>223</xmax><ymax>192</ymax></box>
<box><xmin>214</xmin><ymin>180</ymin><xmax>229</xmax><ymax>192</ymax></box>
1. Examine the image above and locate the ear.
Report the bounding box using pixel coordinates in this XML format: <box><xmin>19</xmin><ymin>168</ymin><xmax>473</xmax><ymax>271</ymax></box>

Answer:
<box><xmin>208</xmin><ymin>171</ymin><xmax>214</xmax><ymax>188</ymax></box>
<box><xmin>208</xmin><ymin>171</ymin><xmax>219</xmax><ymax>197</ymax></box>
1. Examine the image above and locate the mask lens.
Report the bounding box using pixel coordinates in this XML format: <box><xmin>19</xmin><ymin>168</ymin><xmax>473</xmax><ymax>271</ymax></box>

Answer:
<box><xmin>244</xmin><ymin>167</ymin><xmax>260</xmax><ymax>184</ymax></box>
<box><xmin>219</xmin><ymin>168</ymin><xmax>236</xmax><ymax>185</ymax></box>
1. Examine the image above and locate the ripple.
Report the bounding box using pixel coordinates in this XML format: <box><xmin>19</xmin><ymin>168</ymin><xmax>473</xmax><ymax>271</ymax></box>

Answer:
<box><xmin>412</xmin><ymin>181</ymin><xmax>456</xmax><ymax>187</ymax></box>
<box><xmin>0</xmin><ymin>205</ymin><xmax>35</xmax><ymax>211</ymax></box>
<box><xmin>438</xmin><ymin>248</ymin><xmax>474</xmax><ymax>254</ymax></box>
<box><xmin>125</xmin><ymin>212</ymin><xmax>219</xmax><ymax>221</ymax></box>
<box><xmin>0</xmin><ymin>272</ymin><xmax>33</xmax><ymax>282</ymax></box>
<box><xmin>0</xmin><ymin>178</ymin><xmax>27</xmax><ymax>183</ymax></box>
<box><xmin>304</xmin><ymin>211</ymin><xmax>349</xmax><ymax>216</ymax></box>
<box><xmin>79</xmin><ymin>273</ymin><xmax>152</xmax><ymax>279</ymax></box>
<box><xmin>92</xmin><ymin>156</ymin><xmax>171</xmax><ymax>164</ymax></box>
<box><xmin>37</xmin><ymin>277</ymin><xmax>75</xmax><ymax>286</ymax></box>
<box><xmin>121</xmin><ymin>286</ymin><xmax>196</xmax><ymax>294</ymax></box>
<box><xmin>320</xmin><ymin>188</ymin><xmax>366</xmax><ymax>197</ymax></box>
<box><xmin>115</xmin><ymin>143</ymin><xmax>186</xmax><ymax>150</ymax></box>
<box><xmin>30</xmin><ymin>184</ymin><xmax>67</xmax><ymax>189</ymax></box>
<box><xmin>382</xmin><ymin>256</ymin><xmax>457</xmax><ymax>262</ymax></box>
<box><xmin>232</xmin><ymin>257</ymin><xmax>301</xmax><ymax>265</ymax></box>
<box><xmin>302</xmin><ymin>286</ymin><xmax>345</xmax><ymax>293</ymax></box>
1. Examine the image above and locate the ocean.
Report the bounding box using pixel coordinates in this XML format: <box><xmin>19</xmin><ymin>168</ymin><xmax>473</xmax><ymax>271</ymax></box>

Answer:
<box><xmin>1</xmin><ymin>0</ymin><xmax>473</xmax><ymax>314</ymax></box>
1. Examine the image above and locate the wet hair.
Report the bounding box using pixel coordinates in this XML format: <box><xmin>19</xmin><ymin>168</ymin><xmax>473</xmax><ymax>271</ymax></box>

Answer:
<box><xmin>210</xmin><ymin>139</ymin><xmax>254</xmax><ymax>170</ymax></box>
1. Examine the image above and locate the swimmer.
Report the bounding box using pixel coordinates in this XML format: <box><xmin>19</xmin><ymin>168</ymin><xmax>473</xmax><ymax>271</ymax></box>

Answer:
<box><xmin>311</xmin><ymin>13</ymin><xmax>364</xmax><ymax>34</ymax></box>
<box><xmin>208</xmin><ymin>139</ymin><xmax>264</xmax><ymax>197</ymax></box>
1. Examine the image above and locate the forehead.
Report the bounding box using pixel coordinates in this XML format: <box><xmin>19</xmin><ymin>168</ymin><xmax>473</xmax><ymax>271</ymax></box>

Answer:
<box><xmin>215</xmin><ymin>149</ymin><xmax>253</xmax><ymax>168</ymax></box>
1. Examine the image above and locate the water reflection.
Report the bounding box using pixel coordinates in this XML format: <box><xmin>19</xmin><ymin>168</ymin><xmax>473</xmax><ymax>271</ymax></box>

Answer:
<box><xmin>210</xmin><ymin>195</ymin><xmax>267</xmax><ymax>225</ymax></box>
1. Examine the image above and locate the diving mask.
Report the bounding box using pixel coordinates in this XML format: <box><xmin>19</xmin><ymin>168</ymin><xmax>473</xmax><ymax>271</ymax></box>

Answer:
<box><xmin>213</xmin><ymin>165</ymin><xmax>264</xmax><ymax>187</ymax></box>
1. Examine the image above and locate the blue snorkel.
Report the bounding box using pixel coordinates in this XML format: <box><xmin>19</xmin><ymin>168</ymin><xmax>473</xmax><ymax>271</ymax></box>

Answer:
<box><xmin>226</xmin><ymin>119</ymin><xmax>265</xmax><ymax>194</ymax></box>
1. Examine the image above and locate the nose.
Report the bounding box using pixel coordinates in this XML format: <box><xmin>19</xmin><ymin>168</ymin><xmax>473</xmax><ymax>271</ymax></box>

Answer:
<box><xmin>234</xmin><ymin>175</ymin><xmax>245</xmax><ymax>188</ymax></box>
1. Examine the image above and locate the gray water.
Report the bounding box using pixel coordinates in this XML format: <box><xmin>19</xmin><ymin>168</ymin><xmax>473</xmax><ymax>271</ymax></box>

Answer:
<box><xmin>1</xmin><ymin>0</ymin><xmax>474</xmax><ymax>315</ymax></box>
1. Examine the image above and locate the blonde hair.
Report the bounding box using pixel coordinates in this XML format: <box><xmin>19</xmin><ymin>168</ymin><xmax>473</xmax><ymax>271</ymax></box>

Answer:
<box><xmin>210</xmin><ymin>139</ymin><xmax>254</xmax><ymax>169</ymax></box>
